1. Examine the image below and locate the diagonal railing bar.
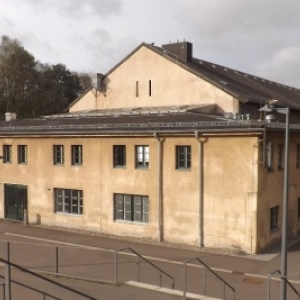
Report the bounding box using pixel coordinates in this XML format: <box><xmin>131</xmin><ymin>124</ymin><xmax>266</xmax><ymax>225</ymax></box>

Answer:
<box><xmin>0</xmin><ymin>257</ymin><xmax>97</xmax><ymax>300</ymax></box>
<box><xmin>183</xmin><ymin>257</ymin><xmax>235</xmax><ymax>300</ymax></box>
<box><xmin>115</xmin><ymin>247</ymin><xmax>175</xmax><ymax>289</ymax></box>
<box><xmin>268</xmin><ymin>270</ymin><xmax>300</xmax><ymax>300</ymax></box>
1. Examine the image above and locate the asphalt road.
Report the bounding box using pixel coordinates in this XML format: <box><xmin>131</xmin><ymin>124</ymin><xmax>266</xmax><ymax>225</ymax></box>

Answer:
<box><xmin>0</xmin><ymin>219</ymin><xmax>299</xmax><ymax>300</ymax></box>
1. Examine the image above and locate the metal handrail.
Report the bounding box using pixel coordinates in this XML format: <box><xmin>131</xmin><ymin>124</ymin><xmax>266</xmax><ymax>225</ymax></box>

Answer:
<box><xmin>0</xmin><ymin>257</ymin><xmax>97</xmax><ymax>300</ymax></box>
<box><xmin>183</xmin><ymin>257</ymin><xmax>235</xmax><ymax>300</ymax></box>
<box><xmin>115</xmin><ymin>247</ymin><xmax>175</xmax><ymax>289</ymax></box>
<box><xmin>268</xmin><ymin>269</ymin><xmax>300</xmax><ymax>300</ymax></box>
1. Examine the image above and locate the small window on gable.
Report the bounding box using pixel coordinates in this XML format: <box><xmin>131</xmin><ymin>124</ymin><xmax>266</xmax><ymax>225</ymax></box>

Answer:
<box><xmin>149</xmin><ymin>80</ymin><xmax>152</xmax><ymax>96</ymax></box>
<box><xmin>136</xmin><ymin>81</ymin><xmax>139</xmax><ymax>97</ymax></box>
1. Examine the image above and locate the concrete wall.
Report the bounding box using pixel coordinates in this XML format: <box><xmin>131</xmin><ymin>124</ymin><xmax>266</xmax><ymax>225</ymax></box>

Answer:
<box><xmin>69</xmin><ymin>46</ymin><xmax>238</xmax><ymax>114</ymax></box>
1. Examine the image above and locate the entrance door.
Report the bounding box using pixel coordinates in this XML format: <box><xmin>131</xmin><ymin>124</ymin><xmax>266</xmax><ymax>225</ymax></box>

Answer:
<box><xmin>4</xmin><ymin>184</ymin><xmax>27</xmax><ymax>221</ymax></box>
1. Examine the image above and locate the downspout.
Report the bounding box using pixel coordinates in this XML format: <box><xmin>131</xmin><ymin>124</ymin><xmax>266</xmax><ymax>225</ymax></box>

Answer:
<box><xmin>195</xmin><ymin>131</ymin><xmax>204</xmax><ymax>247</ymax></box>
<box><xmin>154</xmin><ymin>132</ymin><xmax>164</xmax><ymax>242</ymax></box>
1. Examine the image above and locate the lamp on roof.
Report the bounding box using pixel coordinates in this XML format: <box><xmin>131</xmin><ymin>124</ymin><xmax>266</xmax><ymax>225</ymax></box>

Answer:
<box><xmin>259</xmin><ymin>100</ymin><xmax>289</xmax><ymax>300</ymax></box>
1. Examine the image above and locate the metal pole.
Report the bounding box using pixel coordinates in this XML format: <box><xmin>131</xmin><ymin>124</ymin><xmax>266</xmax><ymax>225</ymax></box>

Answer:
<box><xmin>280</xmin><ymin>108</ymin><xmax>289</xmax><ymax>300</ymax></box>
<box><xmin>114</xmin><ymin>251</ymin><xmax>118</xmax><ymax>284</ymax></box>
<box><xmin>136</xmin><ymin>255</ymin><xmax>140</xmax><ymax>282</ymax></box>
<box><xmin>183</xmin><ymin>262</ymin><xmax>187</xmax><ymax>300</ymax></box>
<box><xmin>55</xmin><ymin>246</ymin><xmax>59</xmax><ymax>275</ymax></box>
<box><xmin>5</xmin><ymin>242</ymin><xmax>11</xmax><ymax>300</ymax></box>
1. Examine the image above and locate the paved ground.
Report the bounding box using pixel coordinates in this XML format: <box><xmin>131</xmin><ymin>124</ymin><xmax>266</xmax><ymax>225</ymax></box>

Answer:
<box><xmin>0</xmin><ymin>219</ymin><xmax>299</xmax><ymax>300</ymax></box>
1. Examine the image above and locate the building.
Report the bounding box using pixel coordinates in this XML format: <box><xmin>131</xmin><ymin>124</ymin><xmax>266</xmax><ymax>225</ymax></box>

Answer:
<box><xmin>1</xmin><ymin>41</ymin><xmax>300</xmax><ymax>254</ymax></box>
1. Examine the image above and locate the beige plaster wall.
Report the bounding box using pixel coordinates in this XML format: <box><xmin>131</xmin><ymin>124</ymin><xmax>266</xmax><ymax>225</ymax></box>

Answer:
<box><xmin>69</xmin><ymin>46</ymin><xmax>238</xmax><ymax>114</ymax></box>
<box><xmin>0</xmin><ymin>133</ymin><xmax>259</xmax><ymax>253</ymax></box>
<box><xmin>257</xmin><ymin>134</ymin><xmax>300</xmax><ymax>251</ymax></box>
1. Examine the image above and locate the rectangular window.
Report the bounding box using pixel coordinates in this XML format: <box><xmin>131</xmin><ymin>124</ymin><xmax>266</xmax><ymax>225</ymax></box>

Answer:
<box><xmin>113</xmin><ymin>193</ymin><xmax>149</xmax><ymax>223</ymax></box>
<box><xmin>149</xmin><ymin>80</ymin><xmax>152</xmax><ymax>96</ymax></box>
<box><xmin>297</xmin><ymin>144</ymin><xmax>300</xmax><ymax>167</ymax></box>
<box><xmin>54</xmin><ymin>188</ymin><xmax>83</xmax><ymax>215</ymax></box>
<box><xmin>176</xmin><ymin>145</ymin><xmax>191</xmax><ymax>169</ymax></box>
<box><xmin>18</xmin><ymin>145</ymin><xmax>27</xmax><ymax>164</ymax></box>
<box><xmin>266</xmin><ymin>141</ymin><xmax>273</xmax><ymax>170</ymax></box>
<box><xmin>71</xmin><ymin>145</ymin><xmax>82</xmax><ymax>165</ymax></box>
<box><xmin>3</xmin><ymin>145</ymin><xmax>12</xmax><ymax>163</ymax></box>
<box><xmin>270</xmin><ymin>205</ymin><xmax>279</xmax><ymax>230</ymax></box>
<box><xmin>278</xmin><ymin>144</ymin><xmax>283</xmax><ymax>170</ymax></box>
<box><xmin>298</xmin><ymin>198</ymin><xmax>300</xmax><ymax>219</ymax></box>
<box><xmin>53</xmin><ymin>145</ymin><xmax>64</xmax><ymax>165</ymax></box>
<box><xmin>135</xmin><ymin>145</ymin><xmax>149</xmax><ymax>168</ymax></box>
<box><xmin>113</xmin><ymin>145</ymin><xmax>126</xmax><ymax>167</ymax></box>
<box><xmin>136</xmin><ymin>81</ymin><xmax>139</xmax><ymax>97</ymax></box>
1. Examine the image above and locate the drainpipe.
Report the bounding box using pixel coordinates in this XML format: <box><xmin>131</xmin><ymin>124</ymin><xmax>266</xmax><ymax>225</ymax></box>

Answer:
<box><xmin>154</xmin><ymin>132</ymin><xmax>164</xmax><ymax>242</ymax></box>
<box><xmin>195</xmin><ymin>131</ymin><xmax>204</xmax><ymax>247</ymax></box>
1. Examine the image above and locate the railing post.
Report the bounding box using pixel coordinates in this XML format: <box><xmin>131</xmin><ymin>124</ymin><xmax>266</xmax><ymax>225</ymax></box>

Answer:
<box><xmin>183</xmin><ymin>262</ymin><xmax>187</xmax><ymax>300</ymax></box>
<box><xmin>203</xmin><ymin>266</ymin><xmax>207</xmax><ymax>295</ymax></box>
<box><xmin>136</xmin><ymin>255</ymin><xmax>140</xmax><ymax>282</ymax></box>
<box><xmin>23</xmin><ymin>209</ymin><xmax>28</xmax><ymax>225</ymax></box>
<box><xmin>267</xmin><ymin>274</ymin><xmax>271</xmax><ymax>300</ymax></box>
<box><xmin>5</xmin><ymin>241</ymin><xmax>11</xmax><ymax>300</ymax></box>
<box><xmin>55</xmin><ymin>246</ymin><xmax>59</xmax><ymax>275</ymax></box>
<box><xmin>114</xmin><ymin>250</ymin><xmax>118</xmax><ymax>284</ymax></box>
<box><xmin>159</xmin><ymin>271</ymin><xmax>162</xmax><ymax>287</ymax></box>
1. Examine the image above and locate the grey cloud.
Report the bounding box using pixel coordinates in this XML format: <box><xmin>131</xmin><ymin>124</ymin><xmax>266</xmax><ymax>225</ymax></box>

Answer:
<box><xmin>16</xmin><ymin>0</ymin><xmax>123</xmax><ymax>18</ymax></box>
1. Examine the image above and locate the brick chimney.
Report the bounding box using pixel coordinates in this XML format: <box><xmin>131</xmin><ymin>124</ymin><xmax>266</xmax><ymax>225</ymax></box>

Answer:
<box><xmin>162</xmin><ymin>41</ymin><xmax>193</xmax><ymax>62</ymax></box>
<box><xmin>5</xmin><ymin>112</ymin><xmax>16</xmax><ymax>121</ymax></box>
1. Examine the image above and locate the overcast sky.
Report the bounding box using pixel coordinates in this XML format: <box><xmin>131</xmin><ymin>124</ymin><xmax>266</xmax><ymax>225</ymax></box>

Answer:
<box><xmin>1</xmin><ymin>0</ymin><xmax>300</xmax><ymax>87</ymax></box>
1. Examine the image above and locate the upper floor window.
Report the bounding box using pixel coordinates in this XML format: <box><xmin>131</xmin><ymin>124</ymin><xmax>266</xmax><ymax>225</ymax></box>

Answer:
<box><xmin>297</xmin><ymin>144</ymin><xmax>300</xmax><ymax>168</ymax></box>
<box><xmin>266</xmin><ymin>141</ymin><xmax>273</xmax><ymax>170</ymax></box>
<box><xmin>54</xmin><ymin>188</ymin><xmax>83</xmax><ymax>215</ymax></box>
<box><xmin>113</xmin><ymin>145</ymin><xmax>126</xmax><ymax>167</ymax></box>
<box><xmin>176</xmin><ymin>146</ymin><xmax>191</xmax><ymax>169</ymax></box>
<box><xmin>18</xmin><ymin>145</ymin><xmax>27</xmax><ymax>164</ymax></box>
<box><xmin>53</xmin><ymin>145</ymin><xmax>64</xmax><ymax>165</ymax></box>
<box><xmin>278</xmin><ymin>144</ymin><xmax>283</xmax><ymax>170</ymax></box>
<box><xmin>135</xmin><ymin>145</ymin><xmax>149</xmax><ymax>168</ymax></box>
<box><xmin>71</xmin><ymin>145</ymin><xmax>82</xmax><ymax>165</ymax></box>
<box><xmin>3</xmin><ymin>145</ymin><xmax>12</xmax><ymax>163</ymax></box>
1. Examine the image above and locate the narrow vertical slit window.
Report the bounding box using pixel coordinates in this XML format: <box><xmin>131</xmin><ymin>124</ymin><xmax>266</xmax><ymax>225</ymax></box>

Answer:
<box><xmin>149</xmin><ymin>80</ymin><xmax>152</xmax><ymax>96</ymax></box>
<box><xmin>136</xmin><ymin>81</ymin><xmax>139</xmax><ymax>97</ymax></box>
<box><xmin>297</xmin><ymin>144</ymin><xmax>300</xmax><ymax>167</ymax></box>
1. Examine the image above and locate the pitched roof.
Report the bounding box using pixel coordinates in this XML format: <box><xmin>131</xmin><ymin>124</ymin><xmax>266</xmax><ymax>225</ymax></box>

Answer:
<box><xmin>146</xmin><ymin>43</ymin><xmax>300</xmax><ymax>110</ymax></box>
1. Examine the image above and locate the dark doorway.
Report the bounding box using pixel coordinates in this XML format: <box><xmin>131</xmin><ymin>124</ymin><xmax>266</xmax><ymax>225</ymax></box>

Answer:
<box><xmin>4</xmin><ymin>184</ymin><xmax>27</xmax><ymax>221</ymax></box>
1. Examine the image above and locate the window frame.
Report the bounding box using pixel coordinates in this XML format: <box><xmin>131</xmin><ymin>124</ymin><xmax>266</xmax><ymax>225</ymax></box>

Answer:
<box><xmin>18</xmin><ymin>145</ymin><xmax>27</xmax><ymax>164</ymax></box>
<box><xmin>71</xmin><ymin>145</ymin><xmax>83</xmax><ymax>165</ymax></box>
<box><xmin>270</xmin><ymin>205</ymin><xmax>279</xmax><ymax>230</ymax></box>
<box><xmin>113</xmin><ymin>145</ymin><xmax>126</xmax><ymax>167</ymax></box>
<box><xmin>135</xmin><ymin>145</ymin><xmax>149</xmax><ymax>169</ymax></box>
<box><xmin>53</xmin><ymin>145</ymin><xmax>64</xmax><ymax>165</ymax></box>
<box><xmin>3</xmin><ymin>145</ymin><xmax>12</xmax><ymax>163</ymax></box>
<box><xmin>113</xmin><ymin>193</ymin><xmax>149</xmax><ymax>223</ymax></box>
<box><xmin>54</xmin><ymin>188</ymin><xmax>83</xmax><ymax>215</ymax></box>
<box><xmin>176</xmin><ymin>145</ymin><xmax>191</xmax><ymax>169</ymax></box>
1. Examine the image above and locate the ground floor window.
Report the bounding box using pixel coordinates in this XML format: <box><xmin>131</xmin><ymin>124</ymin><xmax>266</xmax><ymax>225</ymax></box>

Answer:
<box><xmin>114</xmin><ymin>193</ymin><xmax>149</xmax><ymax>223</ymax></box>
<box><xmin>270</xmin><ymin>205</ymin><xmax>279</xmax><ymax>230</ymax></box>
<box><xmin>54</xmin><ymin>188</ymin><xmax>83</xmax><ymax>215</ymax></box>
